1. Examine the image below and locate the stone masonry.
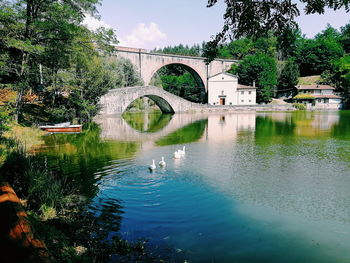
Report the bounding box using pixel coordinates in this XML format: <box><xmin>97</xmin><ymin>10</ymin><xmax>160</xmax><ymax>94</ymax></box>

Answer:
<box><xmin>115</xmin><ymin>46</ymin><xmax>237</xmax><ymax>91</ymax></box>
<box><xmin>99</xmin><ymin>86</ymin><xmax>204</xmax><ymax>114</ymax></box>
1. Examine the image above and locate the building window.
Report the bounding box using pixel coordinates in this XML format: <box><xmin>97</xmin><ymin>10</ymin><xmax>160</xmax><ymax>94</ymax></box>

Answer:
<box><xmin>221</xmin><ymin>90</ymin><xmax>224</xmax><ymax>95</ymax></box>
<box><xmin>229</xmin><ymin>102</ymin><xmax>232</xmax><ymax>105</ymax></box>
<box><xmin>241</xmin><ymin>91</ymin><xmax>244</xmax><ymax>95</ymax></box>
<box><xmin>249</xmin><ymin>100</ymin><xmax>251</xmax><ymax>102</ymax></box>
<box><xmin>213</xmin><ymin>102</ymin><xmax>216</xmax><ymax>105</ymax></box>
<box><xmin>241</xmin><ymin>100</ymin><xmax>244</xmax><ymax>103</ymax></box>
<box><xmin>249</xmin><ymin>91</ymin><xmax>251</xmax><ymax>95</ymax></box>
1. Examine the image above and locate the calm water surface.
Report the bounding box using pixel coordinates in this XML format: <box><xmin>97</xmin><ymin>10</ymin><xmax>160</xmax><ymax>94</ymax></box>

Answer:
<box><xmin>40</xmin><ymin>111</ymin><xmax>350</xmax><ymax>262</ymax></box>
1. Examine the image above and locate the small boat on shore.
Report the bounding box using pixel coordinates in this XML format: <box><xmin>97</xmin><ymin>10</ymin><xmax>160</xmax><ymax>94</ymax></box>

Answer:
<box><xmin>39</xmin><ymin>122</ymin><xmax>82</xmax><ymax>133</ymax></box>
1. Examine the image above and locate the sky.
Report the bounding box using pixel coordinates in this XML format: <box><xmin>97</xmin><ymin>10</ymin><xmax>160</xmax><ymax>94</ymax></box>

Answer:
<box><xmin>84</xmin><ymin>0</ymin><xmax>350</xmax><ymax>50</ymax></box>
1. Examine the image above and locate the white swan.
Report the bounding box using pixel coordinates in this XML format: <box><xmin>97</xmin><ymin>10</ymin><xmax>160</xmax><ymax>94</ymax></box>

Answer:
<box><xmin>149</xmin><ymin>160</ymin><xmax>156</xmax><ymax>171</ymax></box>
<box><xmin>159</xmin><ymin>156</ymin><xmax>166</xmax><ymax>167</ymax></box>
<box><xmin>174</xmin><ymin>150</ymin><xmax>182</xmax><ymax>159</ymax></box>
<box><xmin>178</xmin><ymin>146</ymin><xmax>186</xmax><ymax>156</ymax></box>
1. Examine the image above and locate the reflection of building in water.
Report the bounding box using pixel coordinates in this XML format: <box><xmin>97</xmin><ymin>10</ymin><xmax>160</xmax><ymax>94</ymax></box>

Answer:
<box><xmin>310</xmin><ymin>112</ymin><xmax>339</xmax><ymax>131</ymax></box>
<box><xmin>260</xmin><ymin>112</ymin><xmax>340</xmax><ymax>137</ymax></box>
<box><xmin>203</xmin><ymin>113</ymin><xmax>256</xmax><ymax>142</ymax></box>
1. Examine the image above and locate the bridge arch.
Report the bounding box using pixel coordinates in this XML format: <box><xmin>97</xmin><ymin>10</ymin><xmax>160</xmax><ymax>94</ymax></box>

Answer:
<box><xmin>99</xmin><ymin>86</ymin><xmax>200</xmax><ymax>115</ymax></box>
<box><xmin>115</xmin><ymin>47</ymin><xmax>238</xmax><ymax>92</ymax></box>
<box><xmin>150</xmin><ymin>62</ymin><xmax>206</xmax><ymax>89</ymax></box>
<box><xmin>127</xmin><ymin>95</ymin><xmax>175</xmax><ymax>114</ymax></box>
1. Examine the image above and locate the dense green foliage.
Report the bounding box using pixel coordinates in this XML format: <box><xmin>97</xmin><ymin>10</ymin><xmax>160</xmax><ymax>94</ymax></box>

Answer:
<box><xmin>329</xmin><ymin>55</ymin><xmax>350</xmax><ymax>105</ymax></box>
<box><xmin>0</xmin><ymin>0</ymin><xmax>142</xmax><ymax>124</ymax></box>
<box><xmin>293</xmin><ymin>103</ymin><xmax>307</xmax><ymax>110</ymax></box>
<box><xmin>295</xmin><ymin>27</ymin><xmax>344</xmax><ymax>76</ymax></box>
<box><xmin>160</xmin><ymin>72</ymin><xmax>202</xmax><ymax>102</ymax></box>
<box><xmin>277</xmin><ymin>58</ymin><xmax>300</xmax><ymax>96</ymax></box>
<box><xmin>204</xmin><ymin>0</ymin><xmax>349</xmax><ymax>62</ymax></box>
<box><xmin>153</xmin><ymin>43</ymin><xmax>204</xmax><ymax>57</ymax></box>
<box><xmin>230</xmin><ymin>53</ymin><xmax>278</xmax><ymax>103</ymax></box>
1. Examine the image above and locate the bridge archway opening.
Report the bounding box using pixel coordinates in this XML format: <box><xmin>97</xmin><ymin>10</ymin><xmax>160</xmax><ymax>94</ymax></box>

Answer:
<box><xmin>125</xmin><ymin>95</ymin><xmax>175</xmax><ymax>114</ymax></box>
<box><xmin>150</xmin><ymin>63</ymin><xmax>206</xmax><ymax>103</ymax></box>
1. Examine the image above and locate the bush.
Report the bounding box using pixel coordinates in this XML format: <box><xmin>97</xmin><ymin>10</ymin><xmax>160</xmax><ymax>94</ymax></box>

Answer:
<box><xmin>293</xmin><ymin>103</ymin><xmax>306</xmax><ymax>110</ymax></box>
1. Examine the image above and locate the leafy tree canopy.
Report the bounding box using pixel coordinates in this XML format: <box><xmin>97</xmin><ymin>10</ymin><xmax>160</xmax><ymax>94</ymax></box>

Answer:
<box><xmin>0</xmin><ymin>0</ymin><xmax>123</xmax><ymax>123</ymax></box>
<box><xmin>153</xmin><ymin>43</ymin><xmax>205</xmax><ymax>57</ymax></box>
<box><xmin>278</xmin><ymin>58</ymin><xmax>300</xmax><ymax>93</ymax></box>
<box><xmin>230</xmin><ymin>53</ymin><xmax>278</xmax><ymax>103</ymax></box>
<box><xmin>295</xmin><ymin>28</ymin><xmax>344</xmax><ymax>76</ymax></box>
<box><xmin>204</xmin><ymin>0</ymin><xmax>349</xmax><ymax>61</ymax></box>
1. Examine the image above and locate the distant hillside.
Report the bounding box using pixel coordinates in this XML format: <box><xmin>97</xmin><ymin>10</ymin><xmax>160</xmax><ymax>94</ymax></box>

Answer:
<box><xmin>298</xmin><ymin>76</ymin><xmax>321</xmax><ymax>85</ymax></box>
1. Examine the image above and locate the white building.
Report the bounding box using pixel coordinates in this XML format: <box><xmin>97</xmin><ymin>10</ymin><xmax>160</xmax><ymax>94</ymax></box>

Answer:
<box><xmin>208</xmin><ymin>73</ymin><xmax>256</xmax><ymax>106</ymax></box>
<box><xmin>294</xmin><ymin>85</ymin><xmax>343</xmax><ymax>109</ymax></box>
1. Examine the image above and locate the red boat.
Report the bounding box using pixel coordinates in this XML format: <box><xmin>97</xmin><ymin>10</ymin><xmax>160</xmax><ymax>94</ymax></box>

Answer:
<box><xmin>39</xmin><ymin>122</ymin><xmax>82</xmax><ymax>133</ymax></box>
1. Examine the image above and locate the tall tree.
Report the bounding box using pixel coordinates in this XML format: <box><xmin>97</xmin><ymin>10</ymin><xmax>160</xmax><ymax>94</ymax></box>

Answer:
<box><xmin>277</xmin><ymin>58</ymin><xmax>300</xmax><ymax>95</ymax></box>
<box><xmin>331</xmin><ymin>55</ymin><xmax>350</xmax><ymax>105</ymax></box>
<box><xmin>295</xmin><ymin>31</ymin><xmax>344</xmax><ymax>76</ymax></box>
<box><xmin>340</xmin><ymin>23</ymin><xmax>350</xmax><ymax>53</ymax></box>
<box><xmin>232</xmin><ymin>53</ymin><xmax>278</xmax><ymax>103</ymax></box>
<box><xmin>0</xmin><ymin>0</ymin><xmax>113</xmax><ymax>122</ymax></box>
<box><xmin>0</xmin><ymin>0</ymin><xmax>121</xmax><ymax>123</ymax></box>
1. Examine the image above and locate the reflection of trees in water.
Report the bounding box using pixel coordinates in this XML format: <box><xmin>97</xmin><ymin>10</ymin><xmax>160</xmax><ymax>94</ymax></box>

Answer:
<box><xmin>122</xmin><ymin>112</ymin><xmax>173</xmax><ymax>133</ymax></box>
<box><xmin>156</xmin><ymin>119</ymin><xmax>207</xmax><ymax>146</ymax></box>
<box><xmin>256</xmin><ymin>111</ymin><xmax>345</xmax><ymax>145</ymax></box>
<box><xmin>331</xmin><ymin>111</ymin><xmax>350</xmax><ymax>140</ymax></box>
<box><xmin>39</xmin><ymin>123</ymin><xmax>140</xmax><ymax>199</ymax></box>
<box><xmin>12</xmin><ymin>123</ymin><xmax>168</xmax><ymax>262</ymax></box>
<box><xmin>255</xmin><ymin>115</ymin><xmax>297</xmax><ymax>145</ymax></box>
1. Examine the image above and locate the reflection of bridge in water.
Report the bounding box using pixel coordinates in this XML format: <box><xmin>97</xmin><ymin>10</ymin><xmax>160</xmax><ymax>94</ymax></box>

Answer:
<box><xmin>95</xmin><ymin>113</ymin><xmax>257</xmax><ymax>149</ymax></box>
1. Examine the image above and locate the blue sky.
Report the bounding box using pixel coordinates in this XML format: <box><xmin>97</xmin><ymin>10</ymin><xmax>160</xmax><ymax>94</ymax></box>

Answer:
<box><xmin>84</xmin><ymin>0</ymin><xmax>350</xmax><ymax>49</ymax></box>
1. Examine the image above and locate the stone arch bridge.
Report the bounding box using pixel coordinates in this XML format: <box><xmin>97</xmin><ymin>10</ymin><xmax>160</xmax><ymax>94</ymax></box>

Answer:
<box><xmin>115</xmin><ymin>46</ymin><xmax>237</xmax><ymax>91</ymax></box>
<box><xmin>99</xmin><ymin>86</ymin><xmax>204</xmax><ymax>115</ymax></box>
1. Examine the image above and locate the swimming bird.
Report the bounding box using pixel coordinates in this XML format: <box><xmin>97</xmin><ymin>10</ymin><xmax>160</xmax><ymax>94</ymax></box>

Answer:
<box><xmin>149</xmin><ymin>160</ymin><xmax>156</xmax><ymax>171</ymax></box>
<box><xmin>174</xmin><ymin>150</ymin><xmax>182</xmax><ymax>159</ymax></box>
<box><xmin>159</xmin><ymin>156</ymin><xmax>166</xmax><ymax>167</ymax></box>
<box><xmin>178</xmin><ymin>146</ymin><xmax>186</xmax><ymax>156</ymax></box>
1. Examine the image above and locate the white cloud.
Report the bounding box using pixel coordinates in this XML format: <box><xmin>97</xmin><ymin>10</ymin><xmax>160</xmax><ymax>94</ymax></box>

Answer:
<box><xmin>83</xmin><ymin>14</ymin><xmax>113</xmax><ymax>31</ymax></box>
<box><xmin>82</xmin><ymin>16</ymin><xmax>167</xmax><ymax>49</ymax></box>
<box><xmin>119</xmin><ymin>22</ymin><xmax>167</xmax><ymax>48</ymax></box>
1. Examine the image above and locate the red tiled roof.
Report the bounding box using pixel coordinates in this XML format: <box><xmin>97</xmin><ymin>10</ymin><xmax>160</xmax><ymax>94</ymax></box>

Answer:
<box><xmin>296</xmin><ymin>85</ymin><xmax>335</xmax><ymax>90</ymax></box>
<box><xmin>313</xmin><ymin>94</ymin><xmax>342</xmax><ymax>99</ymax></box>
<box><xmin>238</xmin><ymin>84</ymin><xmax>256</xmax><ymax>89</ymax></box>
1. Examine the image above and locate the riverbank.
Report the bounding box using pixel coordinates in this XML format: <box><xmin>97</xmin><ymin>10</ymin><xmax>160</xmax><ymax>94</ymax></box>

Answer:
<box><xmin>0</xmin><ymin>124</ymin><xmax>170</xmax><ymax>262</ymax></box>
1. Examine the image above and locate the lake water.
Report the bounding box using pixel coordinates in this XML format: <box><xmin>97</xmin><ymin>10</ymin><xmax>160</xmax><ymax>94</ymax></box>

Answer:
<box><xmin>40</xmin><ymin>111</ymin><xmax>350</xmax><ymax>262</ymax></box>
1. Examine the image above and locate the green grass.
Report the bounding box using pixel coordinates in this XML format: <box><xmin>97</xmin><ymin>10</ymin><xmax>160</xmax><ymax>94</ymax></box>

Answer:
<box><xmin>298</xmin><ymin>75</ymin><xmax>321</xmax><ymax>85</ymax></box>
